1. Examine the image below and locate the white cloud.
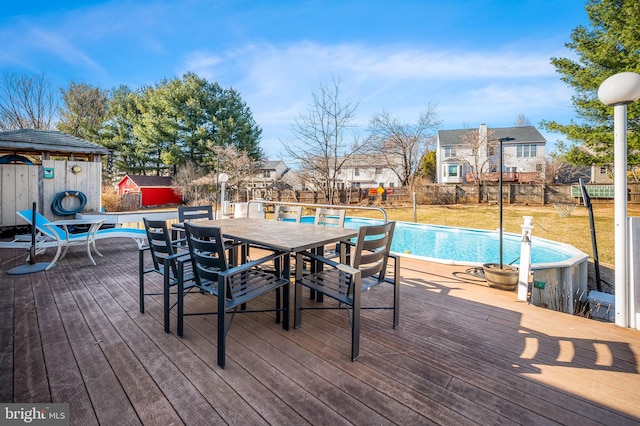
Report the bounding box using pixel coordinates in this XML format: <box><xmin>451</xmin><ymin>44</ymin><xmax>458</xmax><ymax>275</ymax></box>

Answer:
<box><xmin>177</xmin><ymin>40</ymin><xmax>576</xmax><ymax>157</ymax></box>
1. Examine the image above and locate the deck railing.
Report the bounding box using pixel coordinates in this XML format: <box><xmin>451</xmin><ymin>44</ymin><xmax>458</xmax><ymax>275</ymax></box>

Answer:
<box><xmin>246</xmin><ymin>200</ymin><xmax>388</xmax><ymax>223</ymax></box>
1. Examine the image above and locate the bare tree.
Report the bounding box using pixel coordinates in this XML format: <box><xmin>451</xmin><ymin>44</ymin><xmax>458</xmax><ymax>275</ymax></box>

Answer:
<box><xmin>367</xmin><ymin>103</ymin><xmax>441</xmax><ymax>189</ymax></box>
<box><xmin>515</xmin><ymin>113</ymin><xmax>531</xmax><ymax>127</ymax></box>
<box><xmin>174</xmin><ymin>145</ymin><xmax>259</xmax><ymax>205</ymax></box>
<box><xmin>453</xmin><ymin>124</ymin><xmax>497</xmax><ymax>183</ymax></box>
<box><xmin>0</xmin><ymin>71</ymin><xmax>59</xmax><ymax>130</ymax></box>
<box><xmin>543</xmin><ymin>154</ymin><xmax>589</xmax><ymax>184</ymax></box>
<box><xmin>174</xmin><ymin>161</ymin><xmax>211</xmax><ymax>205</ymax></box>
<box><xmin>208</xmin><ymin>145</ymin><xmax>259</xmax><ymax>202</ymax></box>
<box><xmin>283</xmin><ymin>78</ymin><xmax>366</xmax><ymax>204</ymax></box>
<box><xmin>58</xmin><ymin>81</ymin><xmax>108</xmax><ymax>140</ymax></box>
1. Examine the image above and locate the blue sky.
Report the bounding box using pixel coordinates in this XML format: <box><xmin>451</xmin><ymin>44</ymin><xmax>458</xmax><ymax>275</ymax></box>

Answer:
<box><xmin>1</xmin><ymin>0</ymin><xmax>590</xmax><ymax>159</ymax></box>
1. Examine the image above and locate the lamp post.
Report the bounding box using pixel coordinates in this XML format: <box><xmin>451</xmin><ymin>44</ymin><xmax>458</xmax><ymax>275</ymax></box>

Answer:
<box><xmin>597</xmin><ymin>72</ymin><xmax>640</xmax><ymax>327</ymax></box>
<box><xmin>218</xmin><ymin>173</ymin><xmax>229</xmax><ymax>218</ymax></box>
<box><xmin>497</xmin><ymin>137</ymin><xmax>512</xmax><ymax>269</ymax></box>
<box><xmin>499</xmin><ymin>137</ymin><xmax>504</xmax><ymax>268</ymax></box>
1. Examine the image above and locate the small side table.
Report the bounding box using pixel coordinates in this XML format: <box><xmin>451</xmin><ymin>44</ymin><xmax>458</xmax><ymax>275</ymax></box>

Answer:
<box><xmin>44</xmin><ymin>218</ymin><xmax>105</xmax><ymax>270</ymax></box>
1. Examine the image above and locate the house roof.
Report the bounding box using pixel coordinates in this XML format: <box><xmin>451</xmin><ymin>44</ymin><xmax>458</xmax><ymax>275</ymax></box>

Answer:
<box><xmin>119</xmin><ymin>174</ymin><xmax>175</xmax><ymax>188</ymax></box>
<box><xmin>0</xmin><ymin>129</ymin><xmax>110</xmax><ymax>157</ymax></box>
<box><xmin>438</xmin><ymin>126</ymin><xmax>546</xmax><ymax>146</ymax></box>
<box><xmin>259</xmin><ymin>160</ymin><xmax>284</xmax><ymax>169</ymax></box>
<box><xmin>339</xmin><ymin>153</ymin><xmax>402</xmax><ymax>167</ymax></box>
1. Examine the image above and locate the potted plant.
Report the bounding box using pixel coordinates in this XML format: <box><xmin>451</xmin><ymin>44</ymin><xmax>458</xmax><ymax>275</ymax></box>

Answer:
<box><xmin>483</xmin><ymin>137</ymin><xmax>519</xmax><ymax>291</ymax></box>
<box><xmin>482</xmin><ymin>262</ymin><xmax>519</xmax><ymax>290</ymax></box>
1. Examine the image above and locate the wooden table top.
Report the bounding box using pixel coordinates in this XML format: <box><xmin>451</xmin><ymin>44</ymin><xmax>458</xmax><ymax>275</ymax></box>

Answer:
<box><xmin>178</xmin><ymin>217</ymin><xmax>358</xmax><ymax>252</ymax></box>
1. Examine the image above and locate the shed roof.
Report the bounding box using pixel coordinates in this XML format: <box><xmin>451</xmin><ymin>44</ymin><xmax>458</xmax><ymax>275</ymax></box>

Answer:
<box><xmin>0</xmin><ymin>129</ymin><xmax>109</xmax><ymax>157</ymax></box>
<box><xmin>119</xmin><ymin>174</ymin><xmax>175</xmax><ymax>188</ymax></box>
<box><xmin>438</xmin><ymin>126</ymin><xmax>546</xmax><ymax>146</ymax></box>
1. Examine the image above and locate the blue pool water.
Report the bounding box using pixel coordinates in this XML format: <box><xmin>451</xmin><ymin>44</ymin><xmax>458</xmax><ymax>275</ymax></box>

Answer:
<box><xmin>301</xmin><ymin>216</ymin><xmax>582</xmax><ymax>266</ymax></box>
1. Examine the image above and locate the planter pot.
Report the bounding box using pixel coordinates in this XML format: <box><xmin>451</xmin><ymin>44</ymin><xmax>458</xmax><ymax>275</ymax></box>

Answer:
<box><xmin>482</xmin><ymin>263</ymin><xmax>519</xmax><ymax>291</ymax></box>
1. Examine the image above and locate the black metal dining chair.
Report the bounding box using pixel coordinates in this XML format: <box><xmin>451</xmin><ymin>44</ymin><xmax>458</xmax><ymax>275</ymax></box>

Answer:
<box><xmin>294</xmin><ymin>221</ymin><xmax>399</xmax><ymax>361</ymax></box>
<box><xmin>139</xmin><ymin>218</ymin><xmax>196</xmax><ymax>333</ymax></box>
<box><xmin>180</xmin><ymin>222</ymin><xmax>290</xmax><ymax>368</ymax></box>
<box><xmin>178</xmin><ymin>205</ymin><xmax>214</xmax><ymax>222</ymax></box>
<box><xmin>173</xmin><ymin>205</ymin><xmax>214</xmax><ymax>242</ymax></box>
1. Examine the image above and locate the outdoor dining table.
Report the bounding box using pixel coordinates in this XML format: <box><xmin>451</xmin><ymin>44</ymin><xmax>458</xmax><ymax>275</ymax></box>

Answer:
<box><xmin>173</xmin><ymin>217</ymin><xmax>358</xmax><ymax>273</ymax></box>
<box><xmin>173</xmin><ymin>217</ymin><xmax>359</xmax><ymax>306</ymax></box>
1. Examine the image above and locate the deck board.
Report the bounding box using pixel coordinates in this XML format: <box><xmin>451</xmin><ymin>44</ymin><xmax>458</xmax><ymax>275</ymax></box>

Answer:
<box><xmin>1</xmin><ymin>239</ymin><xmax>640</xmax><ymax>425</ymax></box>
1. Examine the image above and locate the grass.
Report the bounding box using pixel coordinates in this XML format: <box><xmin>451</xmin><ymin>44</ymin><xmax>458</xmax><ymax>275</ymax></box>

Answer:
<box><xmin>343</xmin><ymin>203</ymin><xmax>640</xmax><ymax>266</ymax></box>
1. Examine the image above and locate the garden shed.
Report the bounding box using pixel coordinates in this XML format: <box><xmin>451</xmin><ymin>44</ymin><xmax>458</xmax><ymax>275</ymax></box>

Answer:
<box><xmin>117</xmin><ymin>174</ymin><xmax>182</xmax><ymax>208</ymax></box>
<box><xmin>0</xmin><ymin>129</ymin><xmax>108</xmax><ymax>227</ymax></box>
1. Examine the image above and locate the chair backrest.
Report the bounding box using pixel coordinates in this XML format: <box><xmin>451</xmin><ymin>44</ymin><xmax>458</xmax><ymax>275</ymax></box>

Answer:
<box><xmin>183</xmin><ymin>222</ymin><xmax>228</xmax><ymax>289</ymax></box>
<box><xmin>143</xmin><ymin>218</ymin><xmax>180</xmax><ymax>276</ymax></box>
<box><xmin>274</xmin><ymin>205</ymin><xmax>302</xmax><ymax>223</ymax></box>
<box><xmin>178</xmin><ymin>205</ymin><xmax>213</xmax><ymax>223</ymax></box>
<box><xmin>352</xmin><ymin>221</ymin><xmax>396</xmax><ymax>281</ymax></box>
<box><xmin>314</xmin><ymin>208</ymin><xmax>346</xmax><ymax>228</ymax></box>
<box><xmin>17</xmin><ymin>209</ymin><xmax>63</xmax><ymax>240</ymax></box>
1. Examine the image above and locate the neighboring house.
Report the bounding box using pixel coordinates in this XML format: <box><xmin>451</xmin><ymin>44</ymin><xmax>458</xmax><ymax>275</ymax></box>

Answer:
<box><xmin>590</xmin><ymin>164</ymin><xmax>614</xmax><ymax>184</ymax></box>
<box><xmin>573</xmin><ymin>146</ymin><xmax>614</xmax><ymax>184</ymax></box>
<box><xmin>250</xmin><ymin>160</ymin><xmax>289</xmax><ymax>188</ymax></box>
<box><xmin>247</xmin><ymin>160</ymin><xmax>290</xmax><ymax>198</ymax></box>
<box><xmin>436</xmin><ymin>124</ymin><xmax>546</xmax><ymax>184</ymax></box>
<box><xmin>277</xmin><ymin>154</ymin><xmax>401</xmax><ymax>193</ymax></box>
<box><xmin>117</xmin><ymin>174</ymin><xmax>182</xmax><ymax>207</ymax></box>
<box><xmin>335</xmin><ymin>154</ymin><xmax>402</xmax><ymax>190</ymax></box>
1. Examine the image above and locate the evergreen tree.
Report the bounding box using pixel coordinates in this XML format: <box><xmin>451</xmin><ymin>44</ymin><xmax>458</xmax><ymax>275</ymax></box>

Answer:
<box><xmin>541</xmin><ymin>0</ymin><xmax>640</xmax><ymax>167</ymax></box>
<box><xmin>99</xmin><ymin>85</ymin><xmax>150</xmax><ymax>175</ymax></box>
<box><xmin>97</xmin><ymin>73</ymin><xmax>263</xmax><ymax>176</ymax></box>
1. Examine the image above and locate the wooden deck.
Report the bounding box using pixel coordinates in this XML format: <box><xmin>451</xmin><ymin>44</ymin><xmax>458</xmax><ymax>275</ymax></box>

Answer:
<box><xmin>1</xmin><ymin>238</ymin><xmax>640</xmax><ymax>425</ymax></box>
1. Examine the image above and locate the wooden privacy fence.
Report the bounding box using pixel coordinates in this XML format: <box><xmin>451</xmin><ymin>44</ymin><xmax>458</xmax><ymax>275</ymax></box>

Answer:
<box><xmin>266</xmin><ymin>183</ymin><xmax>640</xmax><ymax>207</ymax></box>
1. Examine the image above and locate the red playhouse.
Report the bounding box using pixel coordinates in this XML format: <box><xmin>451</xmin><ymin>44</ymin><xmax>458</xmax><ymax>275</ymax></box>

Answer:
<box><xmin>117</xmin><ymin>175</ymin><xmax>183</xmax><ymax>207</ymax></box>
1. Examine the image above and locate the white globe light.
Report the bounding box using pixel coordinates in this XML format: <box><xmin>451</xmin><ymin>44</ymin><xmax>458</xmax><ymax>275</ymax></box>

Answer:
<box><xmin>597</xmin><ymin>72</ymin><xmax>640</xmax><ymax>106</ymax></box>
<box><xmin>218</xmin><ymin>173</ymin><xmax>229</xmax><ymax>182</ymax></box>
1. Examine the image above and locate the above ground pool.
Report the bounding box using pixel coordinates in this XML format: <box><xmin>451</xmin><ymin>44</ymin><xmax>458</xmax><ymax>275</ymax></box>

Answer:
<box><xmin>301</xmin><ymin>216</ymin><xmax>587</xmax><ymax>268</ymax></box>
<box><xmin>301</xmin><ymin>215</ymin><xmax>589</xmax><ymax>314</ymax></box>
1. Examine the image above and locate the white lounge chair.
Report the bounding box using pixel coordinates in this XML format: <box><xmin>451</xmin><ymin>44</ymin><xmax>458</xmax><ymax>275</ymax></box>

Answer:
<box><xmin>16</xmin><ymin>210</ymin><xmax>147</xmax><ymax>269</ymax></box>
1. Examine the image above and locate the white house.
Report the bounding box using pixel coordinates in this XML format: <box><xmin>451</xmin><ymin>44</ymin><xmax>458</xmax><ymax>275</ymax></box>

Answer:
<box><xmin>246</xmin><ymin>159</ymin><xmax>290</xmax><ymax>198</ymax></box>
<box><xmin>275</xmin><ymin>154</ymin><xmax>402</xmax><ymax>192</ymax></box>
<box><xmin>436</xmin><ymin>124</ymin><xmax>546</xmax><ymax>184</ymax></box>
<box><xmin>335</xmin><ymin>154</ymin><xmax>402</xmax><ymax>190</ymax></box>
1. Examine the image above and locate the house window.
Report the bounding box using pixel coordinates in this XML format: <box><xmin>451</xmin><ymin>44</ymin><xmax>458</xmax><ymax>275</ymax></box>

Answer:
<box><xmin>444</xmin><ymin>146</ymin><xmax>455</xmax><ymax>158</ymax></box>
<box><xmin>536</xmin><ymin>164</ymin><xmax>543</xmax><ymax>172</ymax></box>
<box><xmin>599</xmin><ymin>166</ymin><xmax>608</xmax><ymax>175</ymax></box>
<box><xmin>354</xmin><ymin>168</ymin><xmax>360</xmax><ymax>176</ymax></box>
<box><xmin>375</xmin><ymin>167</ymin><xmax>382</xmax><ymax>174</ymax></box>
<box><xmin>516</xmin><ymin>144</ymin><xmax>537</xmax><ymax>158</ymax></box>
<box><xmin>262</xmin><ymin>170</ymin><xmax>271</xmax><ymax>178</ymax></box>
<box><xmin>447</xmin><ymin>165</ymin><xmax>458</xmax><ymax>177</ymax></box>
<box><xmin>388</xmin><ymin>182</ymin><xmax>395</xmax><ymax>188</ymax></box>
